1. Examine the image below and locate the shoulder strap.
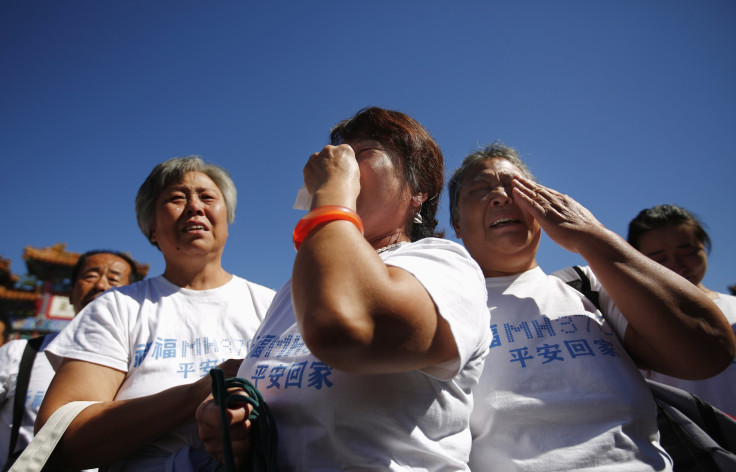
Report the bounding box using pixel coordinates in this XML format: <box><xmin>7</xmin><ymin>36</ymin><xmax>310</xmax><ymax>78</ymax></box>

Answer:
<box><xmin>7</xmin><ymin>336</ymin><xmax>45</xmax><ymax>462</ymax></box>
<box><xmin>8</xmin><ymin>401</ymin><xmax>99</xmax><ymax>472</ymax></box>
<box><xmin>564</xmin><ymin>266</ymin><xmax>601</xmax><ymax>311</ymax></box>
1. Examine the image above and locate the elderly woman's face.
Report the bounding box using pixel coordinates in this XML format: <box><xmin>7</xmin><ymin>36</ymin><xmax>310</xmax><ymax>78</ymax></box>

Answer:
<box><xmin>637</xmin><ymin>223</ymin><xmax>708</xmax><ymax>287</ymax></box>
<box><xmin>150</xmin><ymin>171</ymin><xmax>229</xmax><ymax>262</ymax></box>
<box><xmin>349</xmin><ymin>139</ymin><xmax>413</xmax><ymax>242</ymax></box>
<box><xmin>453</xmin><ymin>158</ymin><xmax>541</xmax><ymax>276</ymax></box>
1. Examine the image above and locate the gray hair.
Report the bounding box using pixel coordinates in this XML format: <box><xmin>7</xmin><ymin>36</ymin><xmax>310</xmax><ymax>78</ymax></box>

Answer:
<box><xmin>135</xmin><ymin>156</ymin><xmax>237</xmax><ymax>245</ymax></box>
<box><xmin>448</xmin><ymin>141</ymin><xmax>535</xmax><ymax>227</ymax></box>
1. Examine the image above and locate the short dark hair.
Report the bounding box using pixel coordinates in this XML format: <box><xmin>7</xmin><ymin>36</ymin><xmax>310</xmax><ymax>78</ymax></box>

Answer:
<box><xmin>330</xmin><ymin>107</ymin><xmax>445</xmax><ymax>241</ymax></box>
<box><xmin>71</xmin><ymin>250</ymin><xmax>143</xmax><ymax>284</ymax></box>
<box><xmin>627</xmin><ymin>204</ymin><xmax>711</xmax><ymax>254</ymax></box>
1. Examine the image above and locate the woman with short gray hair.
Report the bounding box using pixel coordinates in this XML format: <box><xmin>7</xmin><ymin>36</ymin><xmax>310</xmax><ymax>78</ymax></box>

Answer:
<box><xmin>135</xmin><ymin>156</ymin><xmax>237</xmax><ymax>245</ymax></box>
<box><xmin>37</xmin><ymin>156</ymin><xmax>276</xmax><ymax>471</ymax></box>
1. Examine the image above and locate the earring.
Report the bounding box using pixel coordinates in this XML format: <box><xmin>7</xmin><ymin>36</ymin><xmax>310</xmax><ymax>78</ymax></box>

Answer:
<box><xmin>413</xmin><ymin>198</ymin><xmax>423</xmax><ymax>224</ymax></box>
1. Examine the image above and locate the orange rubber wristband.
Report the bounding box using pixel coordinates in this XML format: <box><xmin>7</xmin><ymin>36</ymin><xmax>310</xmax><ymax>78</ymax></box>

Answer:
<box><xmin>293</xmin><ymin>205</ymin><xmax>364</xmax><ymax>251</ymax></box>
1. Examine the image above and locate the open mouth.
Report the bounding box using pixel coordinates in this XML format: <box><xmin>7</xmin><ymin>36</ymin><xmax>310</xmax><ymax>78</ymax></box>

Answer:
<box><xmin>183</xmin><ymin>224</ymin><xmax>207</xmax><ymax>232</ymax></box>
<box><xmin>490</xmin><ymin>217</ymin><xmax>519</xmax><ymax>228</ymax></box>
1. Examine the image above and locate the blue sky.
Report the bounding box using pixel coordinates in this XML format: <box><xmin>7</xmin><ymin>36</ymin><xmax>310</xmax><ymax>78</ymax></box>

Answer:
<box><xmin>2</xmin><ymin>1</ymin><xmax>735</xmax><ymax>293</ymax></box>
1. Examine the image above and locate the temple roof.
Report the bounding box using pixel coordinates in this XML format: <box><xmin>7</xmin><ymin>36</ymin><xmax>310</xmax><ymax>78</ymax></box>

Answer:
<box><xmin>0</xmin><ymin>285</ymin><xmax>39</xmax><ymax>302</ymax></box>
<box><xmin>23</xmin><ymin>243</ymin><xmax>80</xmax><ymax>265</ymax></box>
<box><xmin>23</xmin><ymin>243</ymin><xmax>80</xmax><ymax>283</ymax></box>
<box><xmin>0</xmin><ymin>256</ymin><xmax>18</xmax><ymax>288</ymax></box>
<box><xmin>0</xmin><ymin>285</ymin><xmax>39</xmax><ymax>318</ymax></box>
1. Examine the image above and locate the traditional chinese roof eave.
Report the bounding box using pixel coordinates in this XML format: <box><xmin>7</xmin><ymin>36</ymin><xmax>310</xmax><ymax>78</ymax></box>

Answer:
<box><xmin>0</xmin><ymin>285</ymin><xmax>41</xmax><ymax>302</ymax></box>
<box><xmin>0</xmin><ymin>255</ymin><xmax>18</xmax><ymax>288</ymax></box>
<box><xmin>23</xmin><ymin>243</ymin><xmax>80</xmax><ymax>282</ymax></box>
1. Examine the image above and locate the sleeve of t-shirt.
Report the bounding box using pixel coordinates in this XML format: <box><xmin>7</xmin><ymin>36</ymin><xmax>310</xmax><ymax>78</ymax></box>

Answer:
<box><xmin>381</xmin><ymin>238</ymin><xmax>490</xmax><ymax>380</ymax></box>
<box><xmin>0</xmin><ymin>340</ymin><xmax>24</xmax><ymax>403</ymax></box>
<box><xmin>244</xmin><ymin>281</ymin><xmax>277</xmax><ymax>323</ymax></box>
<box><xmin>714</xmin><ymin>293</ymin><xmax>736</xmax><ymax>330</ymax></box>
<box><xmin>45</xmin><ymin>289</ymin><xmax>131</xmax><ymax>373</ymax></box>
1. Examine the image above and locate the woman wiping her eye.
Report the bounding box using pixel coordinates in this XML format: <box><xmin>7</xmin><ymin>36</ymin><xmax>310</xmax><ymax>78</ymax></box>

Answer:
<box><xmin>196</xmin><ymin>107</ymin><xmax>490</xmax><ymax>471</ymax></box>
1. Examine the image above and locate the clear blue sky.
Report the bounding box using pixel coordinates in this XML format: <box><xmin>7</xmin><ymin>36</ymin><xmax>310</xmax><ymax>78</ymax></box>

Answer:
<box><xmin>2</xmin><ymin>1</ymin><xmax>735</xmax><ymax>293</ymax></box>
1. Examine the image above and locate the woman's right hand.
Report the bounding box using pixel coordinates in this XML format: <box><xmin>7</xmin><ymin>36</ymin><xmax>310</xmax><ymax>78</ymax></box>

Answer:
<box><xmin>303</xmin><ymin>144</ymin><xmax>361</xmax><ymax>209</ymax></box>
<box><xmin>196</xmin><ymin>393</ymin><xmax>254</xmax><ymax>470</ymax></box>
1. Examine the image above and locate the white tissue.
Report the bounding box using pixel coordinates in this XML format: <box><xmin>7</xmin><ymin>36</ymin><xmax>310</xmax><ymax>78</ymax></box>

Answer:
<box><xmin>293</xmin><ymin>185</ymin><xmax>312</xmax><ymax>210</ymax></box>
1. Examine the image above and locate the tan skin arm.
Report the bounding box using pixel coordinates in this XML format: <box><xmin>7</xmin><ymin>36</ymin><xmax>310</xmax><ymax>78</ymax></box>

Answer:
<box><xmin>291</xmin><ymin>144</ymin><xmax>458</xmax><ymax>375</ymax></box>
<box><xmin>293</xmin><ymin>222</ymin><xmax>457</xmax><ymax>374</ymax></box>
<box><xmin>36</xmin><ymin>358</ymin><xmax>241</xmax><ymax>470</ymax></box>
<box><xmin>512</xmin><ymin>176</ymin><xmax>736</xmax><ymax>379</ymax></box>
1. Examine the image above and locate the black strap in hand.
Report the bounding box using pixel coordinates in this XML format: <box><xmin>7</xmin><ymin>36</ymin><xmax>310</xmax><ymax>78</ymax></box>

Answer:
<box><xmin>209</xmin><ymin>368</ymin><xmax>278</xmax><ymax>472</ymax></box>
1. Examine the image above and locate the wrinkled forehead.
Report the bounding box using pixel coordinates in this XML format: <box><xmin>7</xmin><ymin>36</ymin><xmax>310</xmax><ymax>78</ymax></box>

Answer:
<box><xmin>79</xmin><ymin>254</ymin><xmax>131</xmax><ymax>275</ymax></box>
<box><xmin>160</xmin><ymin>171</ymin><xmax>221</xmax><ymax>194</ymax></box>
<box><xmin>466</xmin><ymin>158</ymin><xmax>525</xmax><ymax>183</ymax></box>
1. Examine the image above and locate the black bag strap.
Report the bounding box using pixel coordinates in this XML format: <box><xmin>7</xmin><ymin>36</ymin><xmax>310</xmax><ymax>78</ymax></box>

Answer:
<box><xmin>6</xmin><ymin>335</ymin><xmax>45</xmax><ymax>463</ymax></box>
<box><xmin>569</xmin><ymin>265</ymin><xmax>601</xmax><ymax>311</ymax></box>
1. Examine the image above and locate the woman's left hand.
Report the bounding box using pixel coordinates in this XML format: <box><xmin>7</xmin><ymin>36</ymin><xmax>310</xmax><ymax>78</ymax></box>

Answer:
<box><xmin>512</xmin><ymin>175</ymin><xmax>605</xmax><ymax>254</ymax></box>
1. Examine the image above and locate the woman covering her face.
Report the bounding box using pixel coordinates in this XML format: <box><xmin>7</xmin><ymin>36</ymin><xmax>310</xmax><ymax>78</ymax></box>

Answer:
<box><xmin>628</xmin><ymin>204</ymin><xmax>736</xmax><ymax>416</ymax></box>
<box><xmin>36</xmin><ymin>157</ymin><xmax>276</xmax><ymax>471</ymax></box>
<box><xmin>197</xmin><ymin>107</ymin><xmax>490</xmax><ymax>471</ymax></box>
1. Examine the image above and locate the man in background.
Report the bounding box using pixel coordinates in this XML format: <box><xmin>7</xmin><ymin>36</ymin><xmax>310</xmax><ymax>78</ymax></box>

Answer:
<box><xmin>0</xmin><ymin>250</ymin><xmax>142</xmax><ymax>470</ymax></box>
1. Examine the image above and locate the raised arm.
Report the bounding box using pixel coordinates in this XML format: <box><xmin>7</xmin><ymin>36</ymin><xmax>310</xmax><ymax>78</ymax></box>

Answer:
<box><xmin>512</xmin><ymin>176</ymin><xmax>735</xmax><ymax>379</ymax></box>
<box><xmin>291</xmin><ymin>144</ymin><xmax>458</xmax><ymax>375</ymax></box>
<box><xmin>36</xmin><ymin>358</ymin><xmax>240</xmax><ymax>470</ymax></box>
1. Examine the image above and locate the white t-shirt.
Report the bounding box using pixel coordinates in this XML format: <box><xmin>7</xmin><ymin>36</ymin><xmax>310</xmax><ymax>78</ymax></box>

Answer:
<box><xmin>45</xmin><ymin>275</ymin><xmax>275</xmax><ymax>472</ymax></box>
<box><xmin>469</xmin><ymin>266</ymin><xmax>672</xmax><ymax>472</ymax></box>
<box><xmin>238</xmin><ymin>238</ymin><xmax>490</xmax><ymax>471</ymax></box>
<box><xmin>643</xmin><ymin>292</ymin><xmax>736</xmax><ymax>416</ymax></box>
<box><xmin>0</xmin><ymin>336</ymin><xmax>56</xmax><ymax>468</ymax></box>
